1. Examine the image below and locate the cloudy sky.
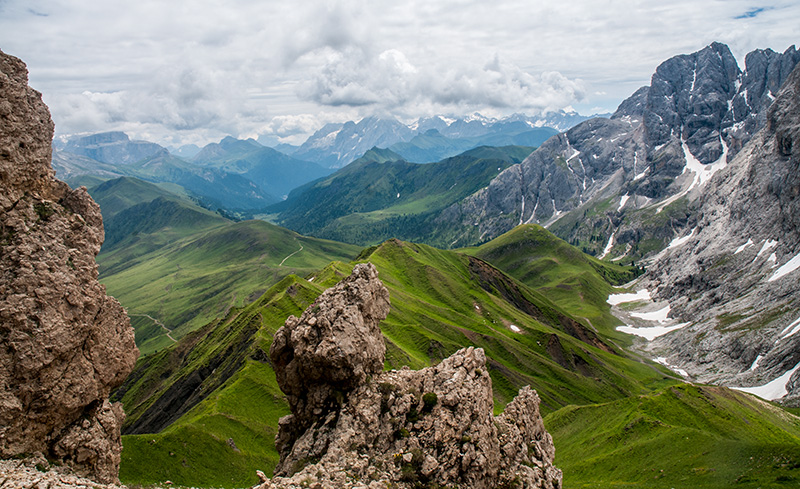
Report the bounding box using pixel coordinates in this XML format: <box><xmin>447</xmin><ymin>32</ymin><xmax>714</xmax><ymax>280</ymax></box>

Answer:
<box><xmin>1</xmin><ymin>0</ymin><xmax>798</xmax><ymax>147</ymax></box>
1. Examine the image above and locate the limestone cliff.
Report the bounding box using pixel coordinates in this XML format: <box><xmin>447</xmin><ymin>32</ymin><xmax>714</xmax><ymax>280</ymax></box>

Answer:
<box><xmin>0</xmin><ymin>49</ymin><xmax>138</xmax><ymax>483</ymax></box>
<box><xmin>262</xmin><ymin>263</ymin><xmax>562</xmax><ymax>489</ymax></box>
<box><xmin>639</xmin><ymin>61</ymin><xmax>800</xmax><ymax>403</ymax></box>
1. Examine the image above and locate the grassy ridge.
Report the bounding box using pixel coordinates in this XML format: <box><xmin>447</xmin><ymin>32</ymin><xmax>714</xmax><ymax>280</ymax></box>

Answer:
<box><xmin>545</xmin><ymin>384</ymin><xmax>800</xmax><ymax>488</ymax></box>
<box><xmin>99</xmin><ymin>219</ymin><xmax>361</xmax><ymax>354</ymax></box>
<box><xmin>464</xmin><ymin>224</ymin><xmax>643</xmax><ymax>344</ymax></box>
<box><xmin>358</xmin><ymin>239</ymin><xmax>671</xmax><ymax>411</ymax></box>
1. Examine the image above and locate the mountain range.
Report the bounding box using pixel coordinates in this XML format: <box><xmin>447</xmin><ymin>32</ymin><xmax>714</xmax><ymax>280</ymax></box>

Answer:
<box><xmin>283</xmin><ymin>111</ymin><xmax>587</xmax><ymax>168</ymax></box>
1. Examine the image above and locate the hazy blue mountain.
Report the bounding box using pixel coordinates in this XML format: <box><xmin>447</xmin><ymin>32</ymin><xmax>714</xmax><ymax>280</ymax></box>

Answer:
<box><xmin>192</xmin><ymin>136</ymin><xmax>332</xmax><ymax>199</ymax></box>
<box><xmin>62</xmin><ymin>131</ymin><xmax>165</xmax><ymax>165</ymax></box>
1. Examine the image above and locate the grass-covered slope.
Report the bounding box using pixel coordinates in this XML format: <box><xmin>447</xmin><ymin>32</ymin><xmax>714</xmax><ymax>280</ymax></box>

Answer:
<box><xmin>89</xmin><ymin>177</ymin><xmax>231</xmax><ymax>250</ymax></box>
<box><xmin>98</xmin><ymin>220</ymin><xmax>361</xmax><ymax>354</ymax></box>
<box><xmin>117</xmin><ymin>274</ymin><xmax>322</xmax><ymax>488</ymax></box>
<box><xmin>545</xmin><ymin>384</ymin><xmax>800</xmax><ymax>489</ymax></box>
<box><xmin>116</xmin><ymin>238</ymin><xmax>675</xmax><ymax>487</ymax></box>
<box><xmin>463</xmin><ymin>224</ymin><xmax>643</xmax><ymax>343</ymax></box>
<box><xmin>269</xmin><ymin>145</ymin><xmax>533</xmax><ymax>246</ymax></box>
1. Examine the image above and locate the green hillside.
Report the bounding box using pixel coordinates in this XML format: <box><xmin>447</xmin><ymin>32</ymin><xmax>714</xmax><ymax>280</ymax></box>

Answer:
<box><xmin>545</xmin><ymin>384</ymin><xmax>800</xmax><ymax>488</ymax></box>
<box><xmin>268</xmin><ymin>145</ymin><xmax>533</xmax><ymax>246</ymax></box>
<box><xmin>117</xmin><ymin>237</ymin><xmax>675</xmax><ymax>487</ymax></box>
<box><xmin>89</xmin><ymin>177</ymin><xmax>230</xmax><ymax>250</ymax></box>
<box><xmin>98</xmin><ymin>220</ymin><xmax>361</xmax><ymax>354</ymax></box>
<box><xmin>463</xmin><ymin>224</ymin><xmax>643</xmax><ymax>342</ymax></box>
<box><xmin>112</xmin><ymin>228</ymin><xmax>800</xmax><ymax>489</ymax></box>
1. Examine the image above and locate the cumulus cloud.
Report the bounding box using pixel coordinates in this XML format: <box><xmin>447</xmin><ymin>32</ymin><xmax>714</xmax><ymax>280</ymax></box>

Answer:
<box><xmin>3</xmin><ymin>0</ymin><xmax>800</xmax><ymax>147</ymax></box>
<box><xmin>297</xmin><ymin>46</ymin><xmax>585</xmax><ymax>114</ymax></box>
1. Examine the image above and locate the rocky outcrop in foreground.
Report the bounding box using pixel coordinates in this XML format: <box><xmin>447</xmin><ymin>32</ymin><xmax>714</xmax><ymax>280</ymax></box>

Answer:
<box><xmin>263</xmin><ymin>263</ymin><xmax>562</xmax><ymax>489</ymax></box>
<box><xmin>0</xmin><ymin>49</ymin><xmax>138</xmax><ymax>483</ymax></box>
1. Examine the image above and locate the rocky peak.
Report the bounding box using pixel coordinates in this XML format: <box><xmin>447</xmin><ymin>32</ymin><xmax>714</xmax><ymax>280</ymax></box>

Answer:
<box><xmin>270</xmin><ymin>262</ymin><xmax>390</xmax><ymax>442</ymax></box>
<box><xmin>640</xmin><ymin>62</ymin><xmax>800</xmax><ymax>402</ymax></box>
<box><xmin>0</xmin><ymin>49</ymin><xmax>138</xmax><ymax>483</ymax></box>
<box><xmin>434</xmin><ymin>42</ymin><xmax>800</xmax><ymax>251</ymax></box>
<box><xmin>645</xmin><ymin>42</ymin><xmax>740</xmax><ymax>163</ymax></box>
<box><xmin>263</xmin><ymin>263</ymin><xmax>561</xmax><ymax>489</ymax></box>
<box><xmin>62</xmin><ymin>130</ymin><xmax>164</xmax><ymax>166</ymax></box>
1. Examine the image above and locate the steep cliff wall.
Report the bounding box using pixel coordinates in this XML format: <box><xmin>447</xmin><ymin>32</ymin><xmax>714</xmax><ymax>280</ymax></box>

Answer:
<box><xmin>0</xmin><ymin>49</ymin><xmax>138</xmax><ymax>483</ymax></box>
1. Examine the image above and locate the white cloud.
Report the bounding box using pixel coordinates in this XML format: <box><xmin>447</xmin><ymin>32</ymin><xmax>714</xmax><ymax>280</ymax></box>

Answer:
<box><xmin>2</xmin><ymin>0</ymin><xmax>799</xmax><ymax>146</ymax></box>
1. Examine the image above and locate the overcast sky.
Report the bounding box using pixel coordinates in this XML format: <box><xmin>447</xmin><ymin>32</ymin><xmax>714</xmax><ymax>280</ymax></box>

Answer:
<box><xmin>1</xmin><ymin>0</ymin><xmax>798</xmax><ymax>147</ymax></box>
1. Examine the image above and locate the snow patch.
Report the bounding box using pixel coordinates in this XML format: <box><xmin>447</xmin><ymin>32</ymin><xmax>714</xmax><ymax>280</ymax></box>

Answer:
<box><xmin>667</xmin><ymin>228</ymin><xmax>696</xmax><ymax>250</ymax></box>
<box><xmin>735</xmin><ymin>238</ymin><xmax>754</xmax><ymax>254</ymax></box>
<box><xmin>732</xmin><ymin>362</ymin><xmax>800</xmax><ymax>400</ymax></box>
<box><xmin>618</xmin><ymin>194</ymin><xmax>630</xmax><ymax>211</ymax></box>
<box><xmin>599</xmin><ymin>233</ymin><xmax>615</xmax><ymax>259</ymax></box>
<box><xmin>396</xmin><ymin>192</ymin><xmax>400</xmax><ymax>198</ymax></box>
<box><xmin>749</xmin><ymin>355</ymin><xmax>763</xmax><ymax>371</ymax></box>
<box><xmin>616</xmin><ymin>322</ymin><xmax>689</xmax><ymax>341</ymax></box>
<box><xmin>654</xmin><ymin>357</ymin><xmax>689</xmax><ymax>377</ymax></box>
<box><xmin>681</xmin><ymin>139</ymin><xmax>727</xmax><ymax>191</ymax></box>
<box><xmin>509</xmin><ymin>324</ymin><xmax>521</xmax><ymax>333</ymax></box>
<box><xmin>631</xmin><ymin>305</ymin><xmax>671</xmax><ymax>323</ymax></box>
<box><xmin>780</xmin><ymin>316</ymin><xmax>800</xmax><ymax>340</ymax></box>
<box><xmin>768</xmin><ymin>250</ymin><xmax>800</xmax><ymax>282</ymax></box>
<box><xmin>753</xmin><ymin>239</ymin><xmax>779</xmax><ymax>264</ymax></box>
<box><xmin>607</xmin><ymin>289</ymin><xmax>651</xmax><ymax>305</ymax></box>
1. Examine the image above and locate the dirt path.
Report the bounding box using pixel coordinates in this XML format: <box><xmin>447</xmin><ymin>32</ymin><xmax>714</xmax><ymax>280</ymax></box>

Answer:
<box><xmin>131</xmin><ymin>313</ymin><xmax>177</xmax><ymax>343</ymax></box>
<box><xmin>279</xmin><ymin>244</ymin><xmax>304</xmax><ymax>266</ymax></box>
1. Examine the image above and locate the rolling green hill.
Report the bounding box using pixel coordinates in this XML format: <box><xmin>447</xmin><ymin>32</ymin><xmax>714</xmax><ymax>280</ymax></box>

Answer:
<box><xmin>116</xmin><ymin>237</ymin><xmax>676</xmax><ymax>487</ymax></box>
<box><xmin>98</xmin><ymin>220</ymin><xmax>361</xmax><ymax>354</ymax></box>
<box><xmin>463</xmin><ymin>224</ymin><xmax>643</xmax><ymax>343</ymax></box>
<box><xmin>89</xmin><ymin>177</ymin><xmax>230</xmax><ymax>250</ymax></box>
<box><xmin>268</xmin><ymin>145</ymin><xmax>534</xmax><ymax>246</ymax></box>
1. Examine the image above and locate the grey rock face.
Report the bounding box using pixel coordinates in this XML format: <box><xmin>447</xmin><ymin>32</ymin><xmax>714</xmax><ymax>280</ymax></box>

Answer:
<box><xmin>641</xmin><ymin>61</ymin><xmax>800</xmax><ymax>402</ymax></box>
<box><xmin>436</xmin><ymin>43</ymin><xmax>800</xmax><ymax>251</ymax></box>
<box><xmin>264</xmin><ymin>264</ymin><xmax>561</xmax><ymax>489</ymax></box>
<box><xmin>0</xmin><ymin>49</ymin><xmax>138</xmax><ymax>483</ymax></box>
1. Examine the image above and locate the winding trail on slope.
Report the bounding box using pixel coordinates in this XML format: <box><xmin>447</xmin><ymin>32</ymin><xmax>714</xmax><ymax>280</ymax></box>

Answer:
<box><xmin>279</xmin><ymin>243</ymin><xmax>304</xmax><ymax>267</ymax></box>
<box><xmin>130</xmin><ymin>313</ymin><xmax>177</xmax><ymax>343</ymax></box>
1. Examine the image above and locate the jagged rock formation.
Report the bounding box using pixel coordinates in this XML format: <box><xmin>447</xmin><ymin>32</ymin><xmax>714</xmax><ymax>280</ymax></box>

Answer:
<box><xmin>436</xmin><ymin>43</ymin><xmax>800</xmax><ymax>253</ymax></box>
<box><xmin>0</xmin><ymin>49</ymin><xmax>138</xmax><ymax>483</ymax></box>
<box><xmin>263</xmin><ymin>263</ymin><xmax>561</xmax><ymax>489</ymax></box>
<box><xmin>639</xmin><ymin>61</ymin><xmax>800</xmax><ymax>403</ymax></box>
<box><xmin>270</xmin><ymin>262</ymin><xmax>391</xmax><ymax>456</ymax></box>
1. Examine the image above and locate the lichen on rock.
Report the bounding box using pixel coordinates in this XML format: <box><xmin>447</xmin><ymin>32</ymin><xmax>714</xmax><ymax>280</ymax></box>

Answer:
<box><xmin>0</xmin><ymin>49</ymin><xmax>138</xmax><ymax>484</ymax></box>
<box><xmin>262</xmin><ymin>263</ymin><xmax>562</xmax><ymax>489</ymax></box>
